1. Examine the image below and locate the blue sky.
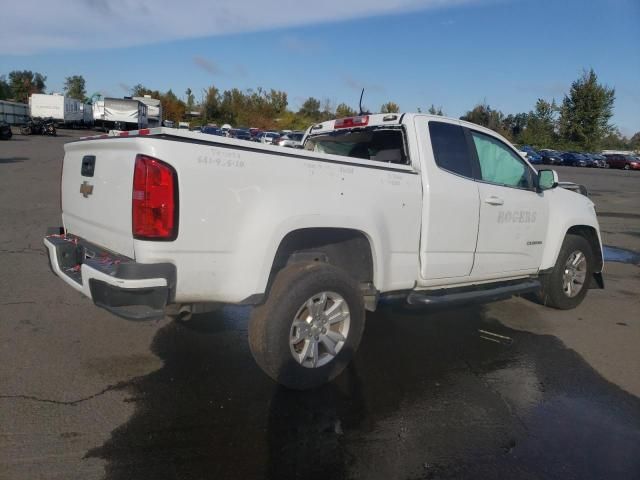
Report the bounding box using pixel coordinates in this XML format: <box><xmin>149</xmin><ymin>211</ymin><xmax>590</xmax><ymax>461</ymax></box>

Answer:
<box><xmin>1</xmin><ymin>0</ymin><xmax>639</xmax><ymax>135</ymax></box>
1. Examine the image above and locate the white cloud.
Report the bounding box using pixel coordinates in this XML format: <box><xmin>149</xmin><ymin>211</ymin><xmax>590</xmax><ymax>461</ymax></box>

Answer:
<box><xmin>2</xmin><ymin>0</ymin><xmax>482</xmax><ymax>55</ymax></box>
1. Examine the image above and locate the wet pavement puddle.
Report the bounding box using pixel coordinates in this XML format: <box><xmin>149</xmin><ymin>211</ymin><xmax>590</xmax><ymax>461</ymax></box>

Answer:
<box><xmin>86</xmin><ymin>304</ymin><xmax>640</xmax><ymax>479</ymax></box>
<box><xmin>603</xmin><ymin>245</ymin><xmax>640</xmax><ymax>265</ymax></box>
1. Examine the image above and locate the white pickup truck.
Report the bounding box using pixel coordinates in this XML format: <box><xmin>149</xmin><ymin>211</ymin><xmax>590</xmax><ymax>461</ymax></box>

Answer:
<box><xmin>44</xmin><ymin>113</ymin><xmax>604</xmax><ymax>389</ymax></box>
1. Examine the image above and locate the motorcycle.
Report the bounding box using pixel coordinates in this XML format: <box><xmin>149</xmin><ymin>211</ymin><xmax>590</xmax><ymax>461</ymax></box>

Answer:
<box><xmin>20</xmin><ymin>117</ymin><xmax>57</xmax><ymax>136</ymax></box>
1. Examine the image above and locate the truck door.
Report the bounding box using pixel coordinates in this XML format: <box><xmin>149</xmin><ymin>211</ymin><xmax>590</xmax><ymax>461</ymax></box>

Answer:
<box><xmin>413</xmin><ymin>117</ymin><xmax>480</xmax><ymax>282</ymax></box>
<box><xmin>467</xmin><ymin>128</ymin><xmax>549</xmax><ymax>276</ymax></box>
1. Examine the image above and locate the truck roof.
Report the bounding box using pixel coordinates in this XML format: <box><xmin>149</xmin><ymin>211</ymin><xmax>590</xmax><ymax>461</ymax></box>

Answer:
<box><xmin>307</xmin><ymin>113</ymin><xmax>507</xmax><ymax>144</ymax></box>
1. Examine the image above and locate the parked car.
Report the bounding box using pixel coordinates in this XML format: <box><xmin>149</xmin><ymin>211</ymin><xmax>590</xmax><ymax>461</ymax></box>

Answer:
<box><xmin>0</xmin><ymin>121</ymin><xmax>12</xmax><ymax>140</ymax></box>
<box><xmin>560</xmin><ymin>152</ymin><xmax>588</xmax><ymax>167</ymax></box>
<box><xmin>256</xmin><ymin>131</ymin><xmax>281</xmax><ymax>144</ymax></box>
<box><xmin>228</xmin><ymin>128</ymin><xmax>252</xmax><ymax>141</ymax></box>
<box><xmin>604</xmin><ymin>154</ymin><xmax>640</xmax><ymax>170</ymax></box>
<box><xmin>274</xmin><ymin>132</ymin><xmax>305</xmax><ymax>148</ymax></box>
<box><xmin>201</xmin><ymin>126</ymin><xmax>223</xmax><ymax>136</ymax></box>
<box><xmin>583</xmin><ymin>153</ymin><xmax>607</xmax><ymax>168</ymax></box>
<box><xmin>519</xmin><ymin>145</ymin><xmax>543</xmax><ymax>164</ymax></box>
<box><xmin>539</xmin><ymin>149</ymin><xmax>563</xmax><ymax>165</ymax></box>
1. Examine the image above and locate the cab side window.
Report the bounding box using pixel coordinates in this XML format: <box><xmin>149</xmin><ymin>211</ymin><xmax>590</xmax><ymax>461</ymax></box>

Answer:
<box><xmin>470</xmin><ymin>131</ymin><xmax>533</xmax><ymax>189</ymax></box>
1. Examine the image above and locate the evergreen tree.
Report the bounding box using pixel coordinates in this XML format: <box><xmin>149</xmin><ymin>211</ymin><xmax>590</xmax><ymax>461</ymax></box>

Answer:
<box><xmin>427</xmin><ymin>104</ymin><xmax>444</xmax><ymax>116</ymax></box>
<box><xmin>558</xmin><ymin>69</ymin><xmax>615</xmax><ymax>151</ymax></box>
<box><xmin>0</xmin><ymin>76</ymin><xmax>11</xmax><ymax>100</ymax></box>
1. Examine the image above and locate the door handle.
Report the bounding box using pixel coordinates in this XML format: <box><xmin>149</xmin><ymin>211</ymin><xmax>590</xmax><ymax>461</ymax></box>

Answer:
<box><xmin>485</xmin><ymin>196</ymin><xmax>504</xmax><ymax>206</ymax></box>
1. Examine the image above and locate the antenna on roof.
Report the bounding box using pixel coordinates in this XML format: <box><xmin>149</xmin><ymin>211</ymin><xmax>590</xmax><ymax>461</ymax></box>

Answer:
<box><xmin>358</xmin><ymin>88</ymin><xmax>366</xmax><ymax>115</ymax></box>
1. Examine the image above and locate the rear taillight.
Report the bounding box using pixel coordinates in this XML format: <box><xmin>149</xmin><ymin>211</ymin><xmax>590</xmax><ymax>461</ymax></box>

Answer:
<box><xmin>334</xmin><ymin>115</ymin><xmax>369</xmax><ymax>129</ymax></box>
<box><xmin>132</xmin><ymin>154</ymin><xmax>178</xmax><ymax>240</ymax></box>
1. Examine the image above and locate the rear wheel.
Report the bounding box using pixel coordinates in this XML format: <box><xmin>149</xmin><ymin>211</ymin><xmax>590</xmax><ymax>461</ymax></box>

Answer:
<box><xmin>248</xmin><ymin>263</ymin><xmax>365</xmax><ymax>390</ymax></box>
<box><xmin>20</xmin><ymin>125</ymin><xmax>31</xmax><ymax>135</ymax></box>
<box><xmin>539</xmin><ymin>234</ymin><xmax>594</xmax><ymax>310</ymax></box>
<box><xmin>624</xmin><ymin>164</ymin><xmax>630</xmax><ymax>170</ymax></box>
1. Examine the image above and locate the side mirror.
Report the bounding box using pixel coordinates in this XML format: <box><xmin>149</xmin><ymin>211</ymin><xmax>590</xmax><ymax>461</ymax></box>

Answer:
<box><xmin>538</xmin><ymin>169</ymin><xmax>558</xmax><ymax>191</ymax></box>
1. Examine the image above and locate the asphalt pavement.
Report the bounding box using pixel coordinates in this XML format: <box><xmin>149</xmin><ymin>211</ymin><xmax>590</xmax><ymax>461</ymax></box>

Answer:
<box><xmin>1</xmin><ymin>131</ymin><xmax>639</xmax><ymax>479</ymax></box>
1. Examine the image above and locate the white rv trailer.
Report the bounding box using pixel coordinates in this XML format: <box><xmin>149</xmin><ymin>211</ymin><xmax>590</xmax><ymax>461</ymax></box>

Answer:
<box><xmin>94</xmin><ymin>98</ymin><xmax>148</xmax><ymax>131</ymax></box>
<box><xmin>29</xmin><ymin>93</ymin><xmax>83</xmax><ymax>126</ymax></box>
<box><xmin>133</xmin><ymin>95</ymin><xmax>162</xmax><ymax>128</ymax></box>
<box><xmin>80</xmin><ymin>103</ymin><xmax>94</xmax><ymax>127</ymax></box>
<box><xmin>0</xmin><ymin>100</ymin><xmax>29</xmax><ymax>125</ymax></box>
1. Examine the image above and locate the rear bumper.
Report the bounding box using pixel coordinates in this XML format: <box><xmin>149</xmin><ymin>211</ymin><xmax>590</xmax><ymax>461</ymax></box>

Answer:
<box><xmin>44</xmin><ymin>230</ymin><xmax>176</xmax><ymax>320</ymax></box>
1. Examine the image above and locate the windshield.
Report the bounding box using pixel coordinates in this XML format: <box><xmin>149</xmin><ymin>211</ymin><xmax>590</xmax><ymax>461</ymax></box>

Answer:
<box><xmin>304</xmin><ymin>127</ymin><xmax>408</xmax><ymax>164</ymax></box>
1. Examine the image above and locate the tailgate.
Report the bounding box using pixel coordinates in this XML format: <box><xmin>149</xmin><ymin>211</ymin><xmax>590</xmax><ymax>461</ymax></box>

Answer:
<box><xmin>61</xmin><ymin>139</ymin><xmax>136</xmax><ymax>258</ymax></box>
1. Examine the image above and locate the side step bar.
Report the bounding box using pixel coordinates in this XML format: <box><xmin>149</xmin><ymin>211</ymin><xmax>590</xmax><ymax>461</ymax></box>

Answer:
<box><xmin>406</xmin><ymin>279</ymin><xmax>541</xmax><ymax>308</ymax></box>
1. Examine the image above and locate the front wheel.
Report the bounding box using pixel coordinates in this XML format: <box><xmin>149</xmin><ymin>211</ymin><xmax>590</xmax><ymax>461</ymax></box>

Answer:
<box><xmin>20</xmin><ymin>125</ymin><xmax>31</xmax><ymax>135</ymax></box>
<box><xmin>539</xmin><ymin>234</ymin><xmax>594</xmax><ymax>310</ymax></box>
<box><xmin>248</xmin><ymin>263</ymin><xmax>365</xmax><ymax>390</ymax></box>
<box><xmin>624</xmin><ymin>164</ymin><xmax>630</xmax><ymax>170</ymax></box>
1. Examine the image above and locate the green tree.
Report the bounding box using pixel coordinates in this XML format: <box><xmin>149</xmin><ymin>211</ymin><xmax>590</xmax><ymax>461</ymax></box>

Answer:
<box><xmin>427</xmin><ymin>104</ymin><xmax>444</xmax><ymax>116</ymax></box>
<box><xmin>64</xmin><ymin>75</ymin><xmax>86</xmax><ymax>101</ymax></box>
<box><xmin>268</xmin><ymin>89</ymin><xmax>288</xmax><ymax>115</ymax></box>
<box><xmin>0</xmin><ymin>76</ymin><xmax>10</xmax><ymax>100</ymax></box>
<box><xmin>629</xmin><ymin>132</ymin><xmax>640</xmax><ymax>151</ymax></box>
<box><xmin>335</xmin><ymin>103</ymin><xmax>356</xmax><ymax>118</ymax></box>
<box><xmin>520</xmin><ymin>99</ymin><xmax>558</xmax><ymax>147</ymax></box>
<box><xmin>8</xmin><ymin>70</ymin><xmax>46</xmax><ymax>103</ymax></box>
<box><xmin>185</xmin><ymin>87</ymin><xmax>195</xmax><ymax>113</ymax></box>
<box><xmin>600</xmin><ymin>129</ymin><xmax>629</xmax><ymax>150</ymax></box>
<box><xmin>131</xmin><ymin>84</ymin><xmax>151</xmax><ymax>97</ymax></box>
<box><xmin>558</xmin><ymin>69</ymin><xmax>615</xmax><ymax>151</ymax></box>
<box><xmin>298</xmin><ymin>97</ymin><xmax>321</xmax><ymax>119</ymax></box>
<box><xmin>460</xmin><ymin>102</ymin><xmax>508</xmax><ymax>136</ymax></box>
<box><xmin>380</xmin><ymin>101</ymin><xmax>400</xmax><ymax>113</ymax></box>
<box><xmin>202</xmin><ymin>85</ymin><xmax>221</xmax><ymax>122</ymax></box>
<box><xmin>502</xmin><ymin>112</ymin><xmax>528</xmax><ymax>141</ymax></box>
<box><xmin>161</xmin><ymin>89</ymin><xmax>186</xmax><ymax>123</ymax></box>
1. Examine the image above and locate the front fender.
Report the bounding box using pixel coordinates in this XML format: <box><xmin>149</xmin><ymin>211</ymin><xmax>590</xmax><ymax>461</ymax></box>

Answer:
<box><xmin>539</xmin><ymin>188</ymin><xmax>602</xmax><ymax>271</ymax></box>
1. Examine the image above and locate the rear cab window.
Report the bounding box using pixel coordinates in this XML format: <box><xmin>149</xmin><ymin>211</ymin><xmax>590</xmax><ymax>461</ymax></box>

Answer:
<box><xmin>304</xmin><ymin>127</ymin><xmax>409</xmax><ymax>165</ymax></box>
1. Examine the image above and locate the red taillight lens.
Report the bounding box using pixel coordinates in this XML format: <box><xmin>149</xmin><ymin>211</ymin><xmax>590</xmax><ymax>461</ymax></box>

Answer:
<box><xmin>334</xmin><ymin>115</ymin><xmax>369</xmax><ymax>129</ymax></box>
<box><xmin>132</xmin><ymin>154</ymin><xmax>178</xmax><ymax>240</ymax></box>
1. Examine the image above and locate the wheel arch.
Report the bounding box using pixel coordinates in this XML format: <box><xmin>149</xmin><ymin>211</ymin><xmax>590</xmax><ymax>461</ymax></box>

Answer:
<box><xmin>542</xmin><ymin>224</ymin><xmax>603</xmax><ymax>273</ymax></box>
<box><xmin>265</xmin><ymin>227</ymin><xmax>377</xmax><ymax>300</ymax></box>
<box><xmin>566</xmin><ymin>225</ymin><xmax>603</xmax><ymax>272</ymax></box>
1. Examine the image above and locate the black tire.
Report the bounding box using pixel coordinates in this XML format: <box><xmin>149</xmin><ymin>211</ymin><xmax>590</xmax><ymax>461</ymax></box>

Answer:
<box><xmin>248</xmin><ymin>262</ymin><xmax>365</xmax><ymax>390</ymax></box>
<box><xmin>20</xmin><ymin>126</ymin><xmax>31</xmax><ymax>135</ymax></box>
<box><xmin>539</xmin><ymin>234</ymin><xmax>594</xmax><ymax>310</ymax></box>
<box><xmin>624</xmin><ymin>164</ymin><xmax>630</xmax><ymax>170</ymax></box>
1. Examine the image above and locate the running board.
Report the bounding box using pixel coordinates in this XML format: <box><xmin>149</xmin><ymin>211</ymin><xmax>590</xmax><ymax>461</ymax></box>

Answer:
<box><xmin>406</xmin><ymin>279</ymin><xmax>541</xmax><ymax>308</ymax></box>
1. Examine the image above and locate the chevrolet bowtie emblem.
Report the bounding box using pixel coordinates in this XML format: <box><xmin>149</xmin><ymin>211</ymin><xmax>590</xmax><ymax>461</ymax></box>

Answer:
<box><xmin>80</xmin><ymin>181</ymin><xmax>94</xmax><ymax>198</ymax></box>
